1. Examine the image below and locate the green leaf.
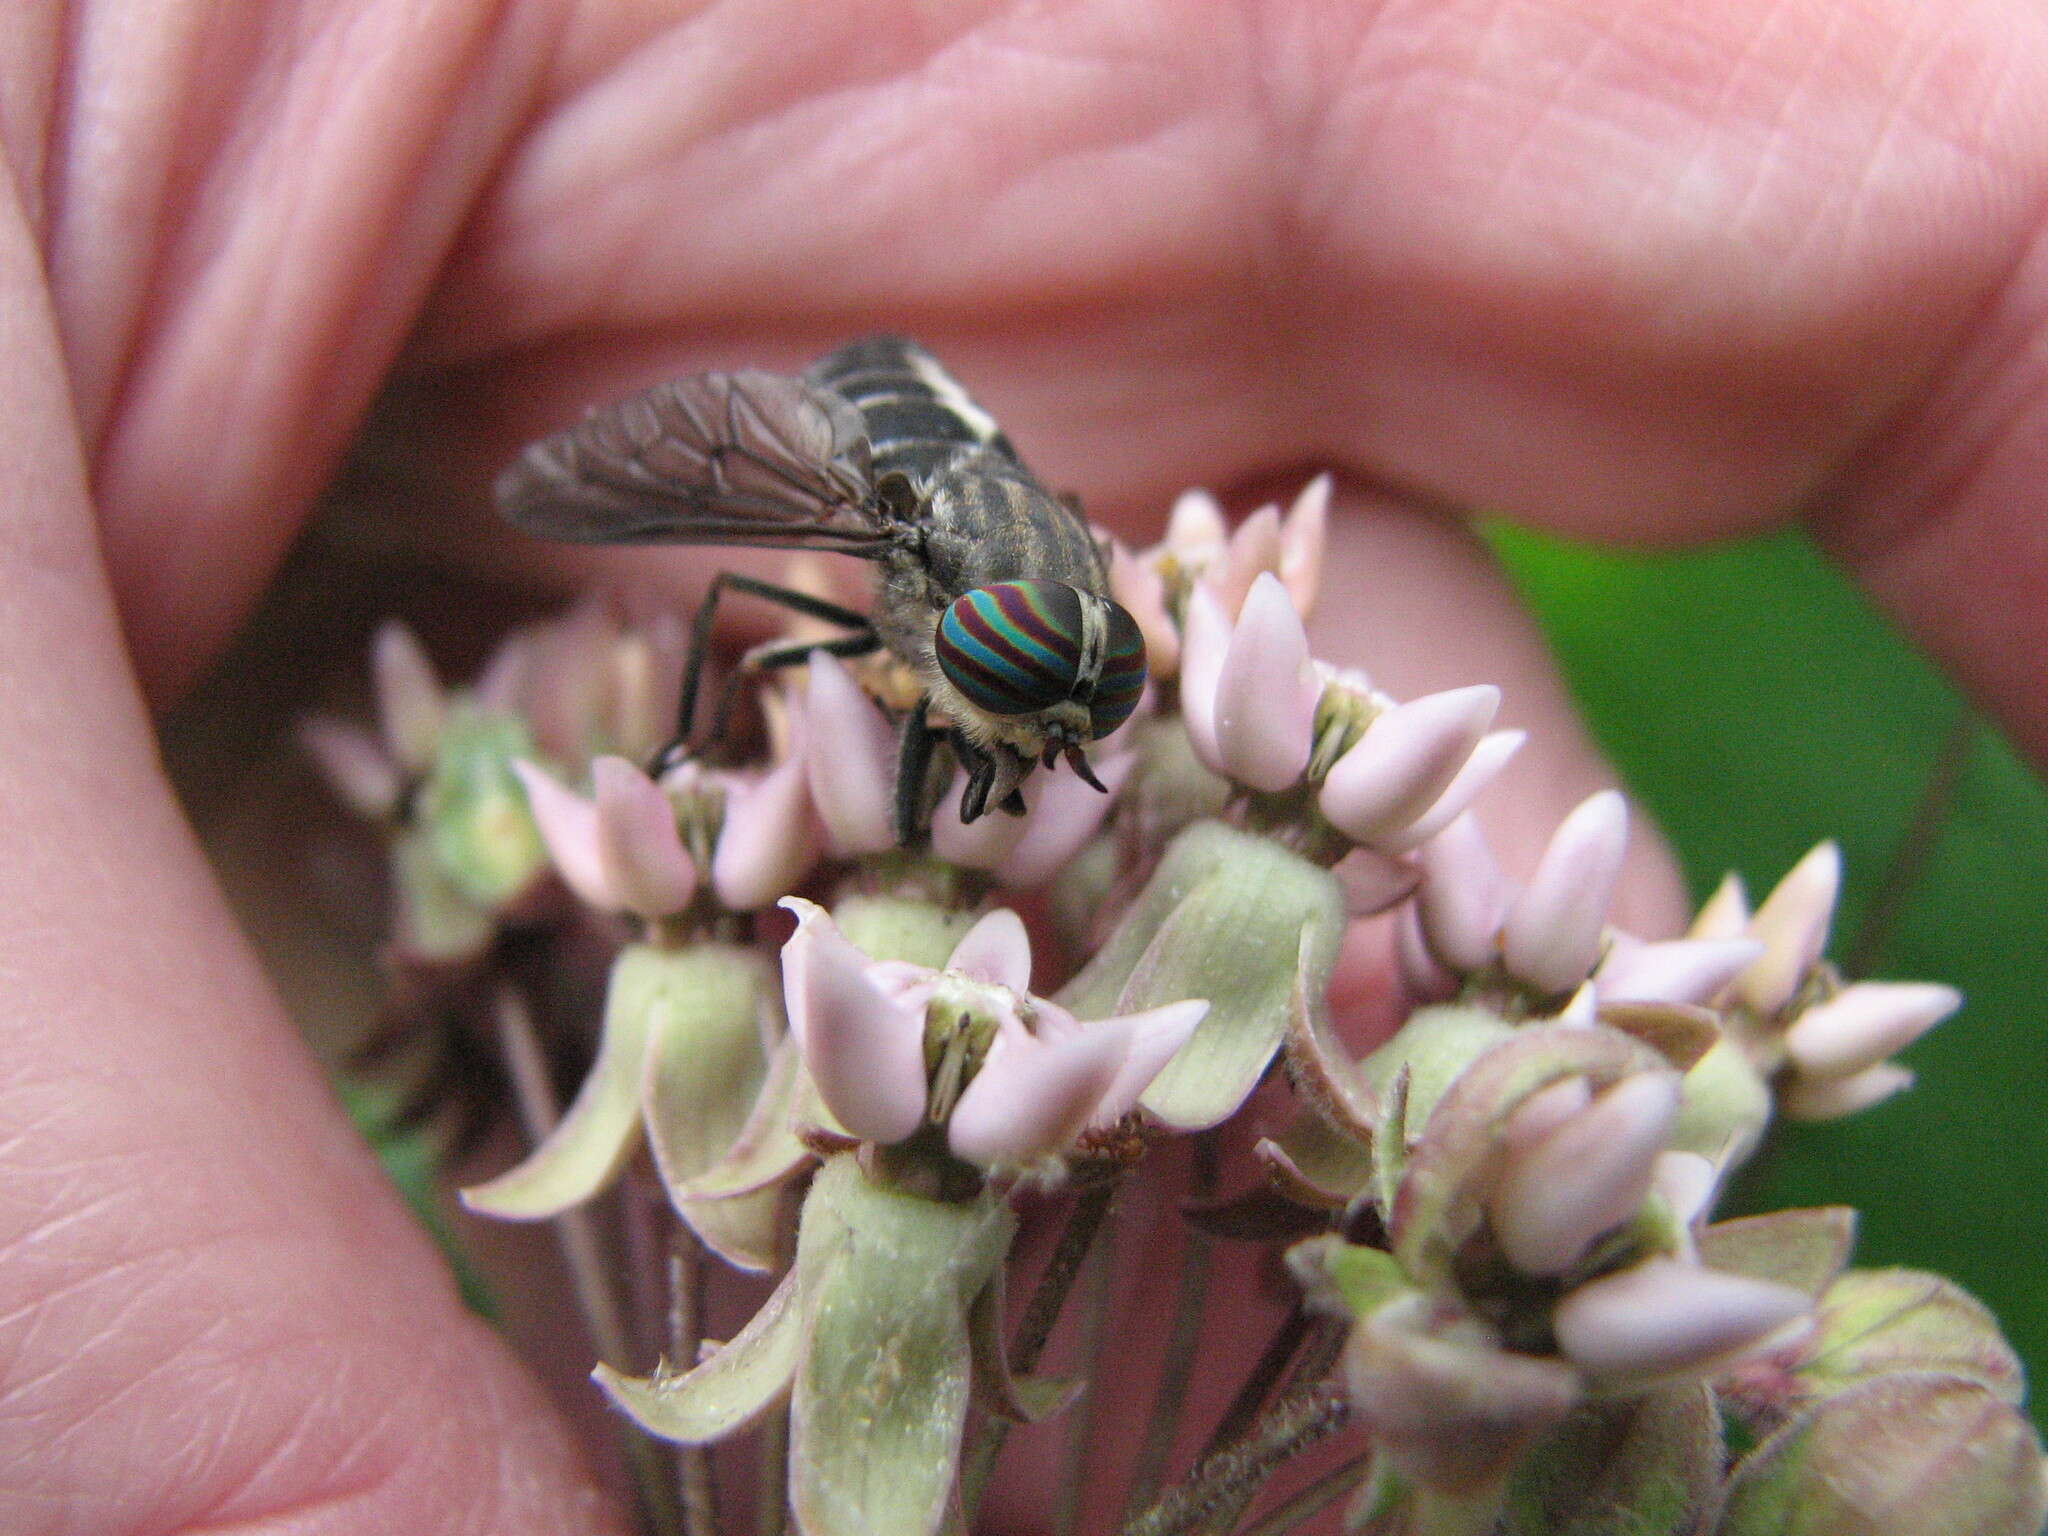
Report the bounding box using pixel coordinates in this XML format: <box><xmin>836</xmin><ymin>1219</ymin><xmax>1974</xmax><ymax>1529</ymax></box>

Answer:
<box><xmin>789</xmin><ymin>1156</ymin><xmax>1017</xmax><ymax>1536</ymax></box>
<box><xmin>1504</xmin><ymin>1386</ymin><xmax>1721</xmax><ymax>1536</ymax></box>
<box><xmin>596</xmin><ymin>1266</ymin><xmax>804</xmax><ymax>1443</ymax></box>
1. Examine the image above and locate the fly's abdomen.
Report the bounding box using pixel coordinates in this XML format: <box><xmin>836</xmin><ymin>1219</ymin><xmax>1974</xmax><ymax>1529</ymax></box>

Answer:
<box><xmin>806</xmin><ymin>336</ymin><xmax>1020</xmax><ymax>481</ymax></box>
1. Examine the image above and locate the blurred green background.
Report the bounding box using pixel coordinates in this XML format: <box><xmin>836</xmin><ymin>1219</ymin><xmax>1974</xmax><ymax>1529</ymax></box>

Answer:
<box><xmin>1486</xmin><ymin>522</ymin><xmax>2048</xmax><ymax>1422</ymax></box>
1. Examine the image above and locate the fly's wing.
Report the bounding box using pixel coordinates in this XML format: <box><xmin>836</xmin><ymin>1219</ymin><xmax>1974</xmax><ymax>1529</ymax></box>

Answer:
<box><xmin>496</xmin><ymin>369</ymin><xmax>892</xmax><ymax>556</ymax></box>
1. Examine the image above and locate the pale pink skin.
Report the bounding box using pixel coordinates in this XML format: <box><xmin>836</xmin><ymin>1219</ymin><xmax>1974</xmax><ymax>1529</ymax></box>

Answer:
<box><xmin>8</xmin><ymin>4</ymin><xmax>2047</xmax><ymax>1532</ymax></box>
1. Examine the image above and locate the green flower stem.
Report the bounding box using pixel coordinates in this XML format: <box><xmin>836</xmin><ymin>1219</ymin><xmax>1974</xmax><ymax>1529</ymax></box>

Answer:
<box><xmin>667</xmin><ymin>1221</ymin><xmax>717</xmax><ymax>1536</ymax></box>
<box><xmin>958</xmin><ymin>1176</ymin><xmax>1123</xmax><ymax>1518</ymax></box>
<box><xmin>1197</xmin><ymin>1303</ymin><xmax>1312</xmax><ymax>1463</ymax></box>
<box><xmin>493</xmin><ymin>987</ymin><xmax>684</xmax><ymax>1536</ymax></box>
<box><xmin>1118</xmin><ymin>1377</ymin><xmax>1350</xmax><ymax>1536</ymax></box>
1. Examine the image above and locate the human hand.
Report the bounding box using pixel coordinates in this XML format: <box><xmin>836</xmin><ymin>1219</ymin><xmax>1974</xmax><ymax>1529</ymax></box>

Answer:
<box><xmin>5</xmin><ymin>2</ymin><xmax>2045</xmax><ymax>1532</ymax></box>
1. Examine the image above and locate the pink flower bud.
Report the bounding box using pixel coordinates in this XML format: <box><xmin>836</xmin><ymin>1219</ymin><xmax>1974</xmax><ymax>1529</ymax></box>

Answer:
<box><xmin>1689</xmin><ymin>871</ymin><xmax>1751</xmax><ymax>940</ymax></box>
<box><xmin>802</xmin><ymin>652</ymin><xmax>900</xmax><ymax>855</ymax></box>
<box><xmin>1416</xmin><ymin>812</ymin><xmax>1508</xmax><ymax>974</ymax></box>
<box><xmin>1736</xmin><ymin>842</ymin><xmax>1841</xmax><ymax>1016</ymax></box>
<box><xmin>372</xmin><ymin>620</ymin><xmax>445</xmax><ymax>773</ymax></box>
<box><xmin>1780</xmin><ymin>1061</ymin><xmax>1915</xmax><ymax>1121</ymax></box>
<box><xmin>1597</xmin><ymin>936</ymin><xmax>1765</xmax><ymax>1007</ymax></box>
<box><xmin>1394</xmin><ymin>903</ymin><xmax>1460</xmax><ymax>1002</ymax></box>
<box><xmin>1784</xmin><ymin>981</ymin><xmax>1960</xmax><ymax>1080</ymax></box>
<box><xmin>1210</xmin><ymin>573</ymin><xmax>1320</xmax><ymax>791</ymax></box>
<box><xmin>1209</xmin><ymin>504</ymin><xmax>1282</xmax><ymax>616</ymax></box>
<box><xmin>1490</xmin><ymin>1072</ymin><xmax>1681</xmax><ymax>1275</ymax></box>
<box><xmin>300</xmin><ymin>716</ymin><xmax>401</xmax><ymax>819</ymax></box>
<box><xmin>946</xmin><ymin>908</ymin><xmax>1033</xmax><ymax>991</ymax></box>
<box><xmin>1177</xmin><ymin>583</ymin><xmax>1230</xmax><ymax>767</ymax></box>
<box><xmin>1166</xmin><ymin>487</ymin><xmax>1228</xmax><ymax>553</ymax></box>
<box><xmin>1373</xmin><ymin>729</ymin><xmax>1525</xmax><ymax>854</ymax></box>
<box><xmin>1279</xmin><ymin>474</ymin><xmax>1330</xmax><ymax>619</ymax></box>
<box><xmin>1554</xmin><ymin>1258</ymin><xmax>1809</xmax><ymax>1380</ymax></box>
<box><xmin>1501</xmin><ymin>790</ymin><xmax>1629</xmax><ymax>995</ymax></box>
<box><xmin>1319</xmin><ymin>686</ymin><xmax>1501</xmax><ymax>847</ymax></box>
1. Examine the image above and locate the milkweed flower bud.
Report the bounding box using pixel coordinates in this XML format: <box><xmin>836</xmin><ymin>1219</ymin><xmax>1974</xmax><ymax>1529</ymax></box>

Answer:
<box><xmin>1501</xmin><ymin>790</ymin><xmax>1630</xmax><ymax>996</ymax></box>
<box><xmin>1596</xmin><ymin>936</ymin><xmax>1765</xmax><ymax>1007</ymax></box>
<box><xmin>1734</xmin><ymin>841</ymin><xmax>1841</xmax><ymax>1016</ymax></box>
<box><xmin>1783</xmin><ymin>981</ymin><xmax>1960</xmax><ymax>1080</ymax></box>
<box><xmin>1318</xmin><ymin>686</ymin><xmax>1501</xmax><ymax>846</ymax></box>
<box><xmin>801</xmin><ymin>651</ymin><xmax>901</xmax><ymax>855</ymax></box>
<box><xmin>1489</xmin><ymin>1070</ymin><xmax>1682</xmax><ymax>1276</ymax></box>
<box><xmin>372</xmin><ymin>619</ymin><xmax>446</xmax><ymax>774</ymax></box>
<box><xmin>1553</xmin><ymin>1258</ymin><xmax>1810</xmax><ymax>1381</ymax></box>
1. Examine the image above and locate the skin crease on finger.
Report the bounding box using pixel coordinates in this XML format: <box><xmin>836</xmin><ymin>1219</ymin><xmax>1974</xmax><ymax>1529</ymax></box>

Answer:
<box><xmin>0</xmin><ymin>1</ymin><xmax>2044</xmax><ymax>1532</ymax></box>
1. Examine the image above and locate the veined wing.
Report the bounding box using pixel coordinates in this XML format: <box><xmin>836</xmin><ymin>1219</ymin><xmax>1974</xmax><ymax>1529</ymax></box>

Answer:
<box><xmin>496</xmin><ymin>369</ymin><xmax>892</xmax><ymax>555</ymax></box>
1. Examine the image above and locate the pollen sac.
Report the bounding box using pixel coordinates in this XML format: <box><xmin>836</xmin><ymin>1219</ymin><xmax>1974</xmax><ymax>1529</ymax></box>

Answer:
<box><xmin>935</xmin><ymin>582</ymin><xmax>1147</xmax><ymax>740</ymax></box>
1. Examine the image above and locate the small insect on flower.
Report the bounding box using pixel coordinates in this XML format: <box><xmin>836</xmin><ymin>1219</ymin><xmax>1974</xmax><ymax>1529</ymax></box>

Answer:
<box><xmin>496</xmin><ymin>336</ymin><xmax>1148</xmax><ymax>842</ymax></box>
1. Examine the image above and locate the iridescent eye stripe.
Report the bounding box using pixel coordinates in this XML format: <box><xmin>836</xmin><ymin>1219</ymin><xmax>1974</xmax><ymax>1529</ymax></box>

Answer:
<box><xmin>938</xmin><ymin>582</ymin><xmax>1083</xmax><ymax>714</ymax></box>
<box><xmin>1086</xmin><ymin>610</ymin><xmax>1147</xmax><ymax>735</ymax></box>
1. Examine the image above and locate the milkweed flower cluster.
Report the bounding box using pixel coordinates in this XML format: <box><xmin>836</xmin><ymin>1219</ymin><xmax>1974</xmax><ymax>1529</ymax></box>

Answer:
<box><xmin>309</xmin><ymin>486</ymin><xmax>2041</xmax><ymax>1536</ymax></box>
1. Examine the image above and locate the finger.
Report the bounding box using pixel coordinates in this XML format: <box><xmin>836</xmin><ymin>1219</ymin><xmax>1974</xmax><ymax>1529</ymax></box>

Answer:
<box><xmin>0</xmin><ymin>169</ymin><xmax>623</xmax><ymax>1536</ymax></box>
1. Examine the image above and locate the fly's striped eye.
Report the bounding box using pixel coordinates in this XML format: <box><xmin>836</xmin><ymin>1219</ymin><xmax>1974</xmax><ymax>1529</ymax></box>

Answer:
<box><xmin>936</xmin><ymin>581</ymin><xmax>1086</xmax><ymax>717</ymax></box>
<box><xmin>1087</xmin><ymin>602</ymin><xmax>1147</xmax><ymax>739</ymax></box>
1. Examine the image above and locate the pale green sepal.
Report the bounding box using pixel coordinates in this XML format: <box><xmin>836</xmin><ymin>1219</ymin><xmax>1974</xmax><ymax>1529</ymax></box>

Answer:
<box><xmin>1060</xmin><ymin>821</ymin><xmax>1343</xmax><ymax>1130</ymax></box>
<box><xmin>1717</xmin><ymin>1373</ymin><xmax>2048</xmax><ymax>1536</ymax></box>
<box><xmin>831</xmin><ymin>894</ymin><xmax>977</xmax><ymax>967</ymax></box>
<box><xmin>596</xmin><ymin>1264</ymin><xmax>804</xmax><ymax>1443</ymax></box>
<box><xmin>1502</xmin><ymin>1386</ymin><xmax>1720</xmax><ymax>1536</ymax></box>
<box><xmin>1696</xmin><ymin>1208</ymin><xmax>1857</xmax><ymax>1300</ymax></box>
<box><xmin>416</xmin><ymin>704</ymin><xmax>545</xmax><ymax>907</ymax></box>
<box><xmin>1287</xmin><ymin>1234</ymin><xmax>1411</xmax><ymax>1321</ymax></box>
<box><xmin>966</xmin><ymin>1278</ymin><xmax>1079</xmax><ymax>1424</ymax></box>
<box><xmin>462</xmin><ymin>944</ymin><xmax>669</xmax><ymax>1219</ymax></box>
<box><xmin>640</xmin><ymin>944</ymin><xmax>781</xmax><ymax>1271</ymax></box>
<box><xmin>1670</xmin><ymin>1036</ymin><xmax>1771</xmax><ymax>1171</ymax></box>
<box><xmin>669</xmin><ymin>1034</ymin><xmax>816</xmax><ymax>1201</ymax></box>
<box><xmin>790</xmin><ymin>1155</ymin><xmax>1018</xmax><ymax>1536</ymax></box>
<box><xmin>1389</xmin><ymin>1024</ymin><xmax>1661</xmax><ymax>1286</ymax></box>
<box><xmin>391</xmin><ymin>826</ymin><xmax>495</xmax><ymax>964</ymax></box>
<box><xmin>1801</xmin><ymin>1268</ymin><xmax>2024</xmax><ymax>1402</ymax></box>
<box><xmin>1360</xmin><ymin>1005</ymin><xmax>1516</xmax><ymax>1134</ymax></box>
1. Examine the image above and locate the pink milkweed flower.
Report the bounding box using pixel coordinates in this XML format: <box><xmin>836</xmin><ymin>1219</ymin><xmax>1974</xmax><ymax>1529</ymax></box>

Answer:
<box><xmin>1107</xmin><ymin>478</ymin><xmax>1332</xmax><ymax>684</ymax></box>
<box><xmin>931</xmin><ymin>748</ymin><xmax>1137</xmax><ymax>888</ymax></box>
<box><xmin>516</xmin><ymin>752</ymin><xmax>818</xmax><ymax>918</ymax></box>
<box><xmin>1179</xmin><ymin>573</ymin><xmax>1520</xmax><ymax>853</ymax></box>
<box><xmin>778</xmin><ymin>899</ymin><xmax>1208</xmax><ymax>1169</ymax></box>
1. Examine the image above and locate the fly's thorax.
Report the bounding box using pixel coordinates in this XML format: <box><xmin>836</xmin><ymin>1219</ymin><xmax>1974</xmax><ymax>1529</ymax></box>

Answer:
<box><xmin>916</xmin><ymin>462</ymin><xmax>1108</xmax><ymax>597</ymax></box>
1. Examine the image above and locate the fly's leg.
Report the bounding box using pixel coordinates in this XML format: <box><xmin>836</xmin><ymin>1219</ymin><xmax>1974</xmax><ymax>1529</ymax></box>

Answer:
<box><xmin>654</xmin><ymin>572</ymin><xmax>878</xmax><ymax>776</ymax></box>
<box><xmin>894</xmin><ymin>699</ymin><xmax>941</xmax><ymax>846</ymax></box>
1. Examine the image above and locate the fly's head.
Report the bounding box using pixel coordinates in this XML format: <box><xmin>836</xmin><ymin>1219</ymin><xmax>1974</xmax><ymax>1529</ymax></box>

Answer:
<box><xmin>929</xmin><ymin>579</ymin><xmax>1146</xmax><ymax>812</ymax></box>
